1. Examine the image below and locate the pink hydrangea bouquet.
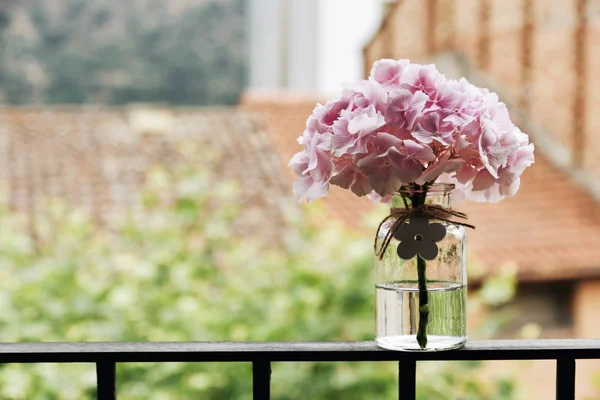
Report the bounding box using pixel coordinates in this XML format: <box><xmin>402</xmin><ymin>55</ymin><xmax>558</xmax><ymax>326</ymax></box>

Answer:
<box><xmin>289</xmin><ymin>59</ymin><xmax>535</xmax><ymax>351</ymax></box>
<box><xmin>289</xmin><ymin>59</ymin><xmax>534</xmax><ymax>204</ymax></box>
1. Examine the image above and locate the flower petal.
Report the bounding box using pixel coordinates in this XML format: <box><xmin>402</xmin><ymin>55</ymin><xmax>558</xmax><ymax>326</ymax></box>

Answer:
<box><xmin>370</xmin><ymin>59</ymin><xmax>408</xmax><ymax>88</ymax></box>
<box><xmin>292</xmin><ymin>176</ymin><xmax>328</xmax><ymax>202</ymax></box>
<box><xmin>416</xmin><ymin>152</ymin><xmax>450</xmax><ymax>185</ymax></box>
<box><xmin>410</xmin><ymin>128</ymin><xmax>435</xmax><ymax>144</ymax></box>
<box><xmin>350</xmin><ymin>172</ymin><xmax>373</xmax><ymax>197</ymax></box>
<box><xmin>288</xmin><ymin>151</ymin><xmax>309</xmax><ymax>176</ymax></box>
<box><xmin>405</xmin><ymin>91</ymin><xmax>429</xmax><ymax>129</ymax></box>
<box><xmin>472</xmin><ymin>169</ymin><xmax>497</xmax><ymax>191</ymax></box>
<box><xmin>455</xmin><ymin>165</ymin><xmax>479</xmax><ymax>184</ymax></box>
<box><xmin>386</xmin><ymin>146</ymin><xmax>407</xmax><ymax>169</ymax></box>
<box><xmin>329</xmin><ymin>163</ymin><xmax>355</xmax><ymax>189</ymax></box>
<box><xmin>387</xmin><ymin>148</ymin><xmax>425</xmax><ymax>183</ymax></box>
<box><xmin>366</xmin><ymin>171</ymin><xmax>402</xmax><ymax>197</ymax></box>
<box><xmin>398</xmin><ymin>159</ymin><xmax>424</xmax><ymax>183</ymax></box>
<box><xmin>388</xmin><ymin>89</ymin><xmax>413</xmax><ymax>110</ymax></box>
<box><xmin>404</xmin><ymin>140</ymin><xmax>435</xmax><ymax>161</ymax></box>
<box><xmin>370</xmin><ymin>131</ymin><xmax>402</xmax><ymax>150</ymax></box>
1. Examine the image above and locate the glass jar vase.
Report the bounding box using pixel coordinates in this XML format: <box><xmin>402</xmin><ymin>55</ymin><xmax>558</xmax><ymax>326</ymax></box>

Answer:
<box><xmin>375</xmin><ymin>183</ymin><xmax>467</xmax><ymax>351</ymax></box>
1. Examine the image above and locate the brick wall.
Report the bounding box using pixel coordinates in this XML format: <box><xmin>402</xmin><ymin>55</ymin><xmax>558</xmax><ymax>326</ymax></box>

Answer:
<box><xmin>530</xmin><ymin>0</ymin><xmax>577</xmax><ymax>158</ymax></box>
<box><xmin>585</xmin><ymin>9</ymin><xmax>600</xmax><ymax>184</ymax></box>
<box><xmin>453</xmin><ymin>0</ymin><xmax>479</xmax><ymax>64</ymax></box>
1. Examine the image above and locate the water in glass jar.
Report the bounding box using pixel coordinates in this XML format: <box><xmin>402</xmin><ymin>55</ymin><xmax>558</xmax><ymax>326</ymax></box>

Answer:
<box><xmin>376</xmin><ymin>281</ymin><xmax>466</xmax><ymax>351</ymax></box>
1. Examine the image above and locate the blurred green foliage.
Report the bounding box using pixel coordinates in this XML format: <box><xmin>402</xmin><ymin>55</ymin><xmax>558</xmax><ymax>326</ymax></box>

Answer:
<box><xmin>0</xmin><ymin>139</ymin><xmax>520</xmax><ymax>399</ymax></box>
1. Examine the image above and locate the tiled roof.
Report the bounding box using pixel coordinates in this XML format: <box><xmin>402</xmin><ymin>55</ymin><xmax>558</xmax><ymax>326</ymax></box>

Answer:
<box><xmin>240</xmin><ymin>93</ymin><xmax>600</xmax><ymax>282</ymax></box>
<box><xmin>0</xmin><ymin>106</ymin><xmax>292</xmax><ymax>244</ymax></box>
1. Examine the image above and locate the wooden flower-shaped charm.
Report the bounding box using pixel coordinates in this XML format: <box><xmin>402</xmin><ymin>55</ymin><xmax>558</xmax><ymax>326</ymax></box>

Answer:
<box><xmin>393</xmin><ymin>216</ymin><xmax>446</xmax><ymax>260</ymax></box>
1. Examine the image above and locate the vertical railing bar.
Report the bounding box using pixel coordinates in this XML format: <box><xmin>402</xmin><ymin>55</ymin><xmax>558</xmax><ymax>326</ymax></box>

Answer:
<box><xmin>556</xmin><ymin>358</ymin><xmax>576</xmax><ymax>400</ymax></box>
<box><xmin>399</xmin><ymin>358</ymin><xmax>416</xmax><ymax>400</ymax></box>
<box><xmin>96</xmin><ymin>361</ymin><xmax>116</xmax><ymax>400</ymax></box>
<box><xmin>252</xmin><ymin>361</ymin><xmax>271</xmax><ymax>400</ymax></box>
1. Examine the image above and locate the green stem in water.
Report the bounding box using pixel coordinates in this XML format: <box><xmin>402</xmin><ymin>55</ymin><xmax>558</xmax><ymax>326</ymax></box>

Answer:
<box><xmin>416</xmin><ymin>255</ymin><xmax>429</xmax><ymax>348</ymax></box>
<box><xmin>411</xmin><ymin>183</ymin><xmax>429</xmax><ymax>349</ymax></box>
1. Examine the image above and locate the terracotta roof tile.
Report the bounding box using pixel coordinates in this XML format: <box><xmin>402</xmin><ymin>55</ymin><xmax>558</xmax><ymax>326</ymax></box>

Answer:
<box><xmin>0</xmin><ymin>106</ymin><xmax>293</xmax><ymax>244</ymax></box>
<box><xmin>240</xmin><ymin>94</ymin><xmax>600</xmax><ymax>282</ymax></box>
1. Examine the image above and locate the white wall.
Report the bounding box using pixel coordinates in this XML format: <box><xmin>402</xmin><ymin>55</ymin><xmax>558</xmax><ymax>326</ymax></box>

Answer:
<box><xmin>318</xmin><ymin>0</ymin><xmax>385</xmax><ymax>96</ymax></box>
<box><xmin>247</xmin><ymin>0</ymin><xmax>386</xmax><ymax>95</ymax></box>
<box><xmin>247</xmin><ymin>0</ymin><xmax>284</xmax><ymax>90</ymax></box>
<box><xmin>287</xmin><ymin>0</ymin><xmax>320</xmax><ymax>91</ymax></box>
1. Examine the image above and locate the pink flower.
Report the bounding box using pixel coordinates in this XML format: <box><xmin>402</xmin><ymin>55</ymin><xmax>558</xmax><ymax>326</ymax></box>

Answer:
<box><xmin>387</xmin><ymin>147</ymin><xmax>426</xmax><ymax>183</ymax></box>
<box><xmin>369</xmin><ymin>59</ymin><xmax>409</xmax><ymax>90</ymax></box>
<box><xmin>454</xmin><ymin>164</ymin><xmax>479</xmax><ymax>184</ymax></box>
<box><xmin>416</xmin><ymin>151</ymin><xmax>463</xmax><ymax>185</ymax></box>
<box><xmin>289</xmin><ymin>59</ymin><xmax>534</xmax><ymax>202</ymax></box>
<box><xmin>307</xmin><ymin>98</ymin><xmax>350</xmax><ymax>134</ymax></box>
<box><xmin>441</xmin><ymin>92</ymin><xmax>477</xmax><ymax>126</ymax></box>
<box><xmin>403</xmin><ymin>139</ymin><xmax>436</xmax><ymax>162</ymax></box>
<box><xmin>289</xmin><ymin>129</ymin><xmax>335</xmax><ymax>202</ymax></box>
<box><xmin>478</xmin><ymin>120</ymin><xmax>520</xmax><ymax>178</ymax></box>
<box><xmin>469</xmin><ymin>140</ymin><xmax>535</xmax><ymax>201</ymax></box>
<box><xmin>457</xmin><ymin>118</ymin><xmax>481</xmax><ymax>139</ymax></box>
<box><xmin>357</xmin><ymin>149</ymin><xmax>405</xmax><ymax>196</ymax></box>
<box><xmin>291</xmin><ymin>175</ymin><xmax>329</xmax><ymax>202</ymax></box>
<box><xmin>329</xmin><ymin>159</ymin><xmax>373</xmax><ymax>197</ymax></box>
<box><xmin>400</xmin><ymin>64</ymin><xmax>442</xmax><ymax>95</ymax></box>
<box><xmin>297</xmin><ymin>128</ymin><xmax>332</xmax><ymax>152</ymax></box>
<box><xmin>498</xmin><ymin>142</ymin><xmax>535</xmax><ymax>187</ymax></box>
<box><xmin>385</xmin><ymin>89</ymin><xmax>428</xmax><ymax>131</ymax></box>
<box><xmin>358</xmin><ymin>139</ymin><xmax>435</xmax><ymax>196</ymax></box>
<box><xmin>438</xmin><ymin>78</ymin><xmax>486</xmax><ymax>126</ymax></box>
<box><xmin>331</xmin><ymin>105</ymin><xmax>385</xmax><ymax>156</ymax></box>
<box><xmin>368</xmin><ymin>131</ymin><xmax>403</xmax><ymax>151</ymax></box>
<box><xmin>471</xmin><ymin>169</ymin><xmax>496</xmax><ymax>191</ymax></box>
<box><xmin>307</xmin><ymin>141</ymin><xmax>333</xmax><ymax>181</ymax></box>
<box><xmin>427</xmin><ymin>82</ymin><xmax>461</xmax><ymax>111</ymax></box>
<box><xmin>343</xmin><ymin>80</ymin><xmax>388</xmax><ymax>113</ymax></box>
<box><xmin>486</xmin><ymin>101</ymin><xmax>513</xmax><ymax>133</ymax></box>
<box><xmin>412</xmin><ymin>110</ymin><xmax>456</xmax><ymax>145</ymax></box>
<box><xmin>289</xmin><ymin>151</ymin><xmax>330</xmax><ymax>202</ymax></box>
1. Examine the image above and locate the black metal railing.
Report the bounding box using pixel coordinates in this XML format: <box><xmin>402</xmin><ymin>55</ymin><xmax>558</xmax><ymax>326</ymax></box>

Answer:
<box><xmin>0</xmin><ymin>339</ymin><xmax>597</xmax><ymax>400</ymax></box>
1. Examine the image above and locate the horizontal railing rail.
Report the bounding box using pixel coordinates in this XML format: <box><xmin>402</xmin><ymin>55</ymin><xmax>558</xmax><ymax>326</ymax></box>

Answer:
<box><xmin>0</xmin><ymin>339</ymin><xmax>595</xmax><ymax>400</ymax></box>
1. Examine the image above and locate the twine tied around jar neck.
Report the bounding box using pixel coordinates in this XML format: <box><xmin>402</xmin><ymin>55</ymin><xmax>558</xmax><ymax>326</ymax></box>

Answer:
<box><xmin>374</xmin><ymin>204</ymin><xmax>476</xmax><ymax>261</ymax></box>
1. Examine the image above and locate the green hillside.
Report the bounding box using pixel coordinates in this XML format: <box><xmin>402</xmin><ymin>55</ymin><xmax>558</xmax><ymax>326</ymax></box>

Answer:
<box><xmin>0</xmin><ymin>0</ymin><xmax>245</xmax><ymax>105</ymax></box>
